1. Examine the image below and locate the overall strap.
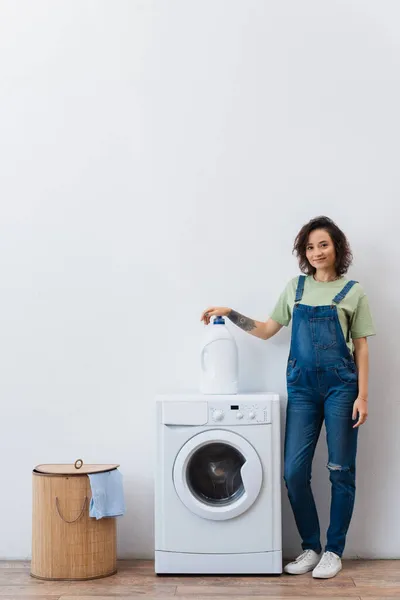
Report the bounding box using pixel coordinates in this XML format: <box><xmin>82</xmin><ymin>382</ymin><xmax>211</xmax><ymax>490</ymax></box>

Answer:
<box><xmin>295</xmin><ymin>275</ymin><xmax>306</xmax><ymax>303</ymax></box>
<box><xmin>332</xmin><ymin>280</ymin><xmax>358</xmax><ymax>305</ymax></box>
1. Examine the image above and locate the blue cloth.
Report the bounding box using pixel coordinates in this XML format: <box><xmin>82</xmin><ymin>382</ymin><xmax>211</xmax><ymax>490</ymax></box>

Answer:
<box><xmin>88</xmin><ymin>469</ymin><xmax>125</xmax><ymax>520</ymax></box>
<box><xmin>284</xmin><ymin>275</ymin><xmax>359</xmax><ymax>557</ymax></box>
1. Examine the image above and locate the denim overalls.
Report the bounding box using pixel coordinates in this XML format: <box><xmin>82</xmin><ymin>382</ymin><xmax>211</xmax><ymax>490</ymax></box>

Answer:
<box><xmin>284</xmin><ymin>275</ymin><xmax>359</xmax><ymax>557</ymax></box>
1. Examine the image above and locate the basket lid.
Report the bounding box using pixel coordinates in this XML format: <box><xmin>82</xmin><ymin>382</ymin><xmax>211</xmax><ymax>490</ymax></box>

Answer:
<box><xmin>34</xmin><ymin>459</ymin><xmax>120</xmax><ymax>475</ymax></box>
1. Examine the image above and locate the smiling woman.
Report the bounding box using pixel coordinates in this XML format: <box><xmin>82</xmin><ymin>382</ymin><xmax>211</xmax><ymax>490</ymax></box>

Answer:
<box><xmin>200</xmin><ymin>215</ymin><xmax>375</xmax><ymax>579</ymax></box>
<box><xmin>293</xmin><ymin>216</ymin><xmax>353</xmax><ymax>280</ymax></box>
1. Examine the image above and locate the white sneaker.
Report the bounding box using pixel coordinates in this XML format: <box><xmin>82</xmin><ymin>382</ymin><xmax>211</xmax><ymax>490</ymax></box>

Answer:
<box><xmin>284</xmin><ymin>549</ymin><xmax>321</xmax><ymax>575</ymax></box>
<box><xmin>312</xmin><ymin>551</ymin><xmax>342</xmax><ymax>579</ymax></box>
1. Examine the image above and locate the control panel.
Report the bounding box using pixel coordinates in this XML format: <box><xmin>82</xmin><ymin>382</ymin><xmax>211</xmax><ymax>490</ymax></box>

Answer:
<box><xmin>208</xmin><ymin>400</ymin><xmax>270</xmax><ymax>425</ymax></box>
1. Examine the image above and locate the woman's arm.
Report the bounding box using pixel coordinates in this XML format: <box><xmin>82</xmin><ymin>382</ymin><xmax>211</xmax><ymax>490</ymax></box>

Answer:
<box><xmin>200</xmin><ymin>307</ymin><xmax>282</xmax><ymax>340</ymax></box>
<box><xmin>228</xmin><ymin>310</ymin><xmax>283</xmax><ymax>340</ymax></box>
<box><xmin>354</xmin><ymin>337</ymin><xmax>369</xmax><ymax>399</ymax></box>
<box><xmin>352</xmin><ymin>337</ymin><xmax>369</xmax><ymax>428</ymax></box>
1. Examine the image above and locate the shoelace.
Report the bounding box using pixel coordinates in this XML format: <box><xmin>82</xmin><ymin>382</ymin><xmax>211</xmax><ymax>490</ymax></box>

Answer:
<box><xmin>318</xmin><ymin>551</ymin><xmax>337</xmax><ymax>568</ymax></box>
<box><xmin>295</xmin><ymin>549</ymin><xmax>315</xmax><ymax>563</ymax></box>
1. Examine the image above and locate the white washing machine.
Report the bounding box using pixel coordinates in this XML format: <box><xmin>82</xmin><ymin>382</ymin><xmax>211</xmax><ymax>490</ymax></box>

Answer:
<box><xmin>154</xmin><ymin>393</ymin><xmax>282</xmax><ymax>574</ymax></box>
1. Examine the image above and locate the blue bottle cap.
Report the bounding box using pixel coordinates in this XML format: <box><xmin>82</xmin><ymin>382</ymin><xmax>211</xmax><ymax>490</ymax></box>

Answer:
<box><xmin>213</xmin><ymin>316</ymin><xmax>225</xmax><ymax>324</ymax></box>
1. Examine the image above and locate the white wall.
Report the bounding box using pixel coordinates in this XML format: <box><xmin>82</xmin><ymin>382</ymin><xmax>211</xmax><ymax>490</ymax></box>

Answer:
<box><xmin>0</xmin><ymin>0</ymin><xmax>398</xmax><ymax>559</ymax></box>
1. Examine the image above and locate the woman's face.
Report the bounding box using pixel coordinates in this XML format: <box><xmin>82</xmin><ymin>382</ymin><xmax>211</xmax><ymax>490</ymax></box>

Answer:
<box><xmin>306</xmin><ymin>228</ymin><xmax>336</xmax><ymax>272</ymax></box>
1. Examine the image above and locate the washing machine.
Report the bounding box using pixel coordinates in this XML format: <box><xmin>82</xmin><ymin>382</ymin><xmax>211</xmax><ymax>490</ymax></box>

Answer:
<box><xmin>154</xmin><ymin>393</ymin><xmax>282</xmax><ymax>574</ymax></box>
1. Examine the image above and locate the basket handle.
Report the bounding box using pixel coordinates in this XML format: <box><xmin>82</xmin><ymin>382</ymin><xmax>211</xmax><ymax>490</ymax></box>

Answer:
<box><xmin>55</xmin><ymin>496</ymin><xmax>88</xmax><ymax>524</ymax></box>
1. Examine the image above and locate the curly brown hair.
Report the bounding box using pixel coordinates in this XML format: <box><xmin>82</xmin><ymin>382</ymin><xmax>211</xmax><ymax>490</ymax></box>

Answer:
<box><xmin>293</xmin><ymin>216</ymin><xmax>353</xmax><ymax>276</ymax></box>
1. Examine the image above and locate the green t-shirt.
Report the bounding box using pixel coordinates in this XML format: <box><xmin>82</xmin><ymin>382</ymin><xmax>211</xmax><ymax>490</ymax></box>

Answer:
<box><xmin>270</xmin><ymin>275</ymin><xmax>376</xmax><ymax>354</ymax></box>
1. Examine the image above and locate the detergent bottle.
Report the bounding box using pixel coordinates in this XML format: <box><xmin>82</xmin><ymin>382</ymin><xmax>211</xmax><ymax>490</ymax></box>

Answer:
<box><xmin>200</xmin><ymin>316</ymin><xmax>239</xmax><ymax>394</ymax></box>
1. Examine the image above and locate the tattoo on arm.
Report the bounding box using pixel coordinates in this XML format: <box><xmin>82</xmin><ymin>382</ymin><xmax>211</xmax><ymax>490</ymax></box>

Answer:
<box><xmin>228</xmin><ymin>310</ymin><xmax>256</xmax><ymax>332</ymax></box>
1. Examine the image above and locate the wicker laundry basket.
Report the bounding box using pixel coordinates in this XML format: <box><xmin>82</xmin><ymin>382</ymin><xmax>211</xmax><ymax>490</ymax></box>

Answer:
<box><xmin>31</xmin><ymin>460</ymin><xmax>119</xmax><ymax>580</ymax></box>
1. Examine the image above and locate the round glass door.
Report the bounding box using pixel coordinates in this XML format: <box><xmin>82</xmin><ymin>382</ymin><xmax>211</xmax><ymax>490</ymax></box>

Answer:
<box><xmin>173</xmin><ymin>430</ymin><xmax>263</xmax><ymax>521</ymax></box>
<box><xmin>187</xmin><ymin>442</ymin><xmax>245</xmax><ymax>506</ymax></box>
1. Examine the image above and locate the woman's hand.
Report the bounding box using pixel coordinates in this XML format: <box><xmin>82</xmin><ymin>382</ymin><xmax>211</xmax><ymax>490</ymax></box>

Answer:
<box><xmin>352</xmin><ymin>396</ymin><xmax>368</xmax><ymax>428</ymax></box>
<box><xmin>200</xmin><ymin>307</ymin><xmax>231</xmax><ymax>325</ymax></box>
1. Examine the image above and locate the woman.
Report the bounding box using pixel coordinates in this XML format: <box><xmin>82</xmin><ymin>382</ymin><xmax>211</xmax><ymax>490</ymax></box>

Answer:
<box><xmin>200</xmin><ymin>216</ymin><xmax>375</xmax><ymax>579</ymax></box>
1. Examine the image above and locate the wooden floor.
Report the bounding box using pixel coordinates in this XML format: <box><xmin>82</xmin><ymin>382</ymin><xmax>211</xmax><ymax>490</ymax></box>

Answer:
<box><xmin>1</xmin><ymin>559</ymin><xmax>399</xmax><ymax>600</ymax></box>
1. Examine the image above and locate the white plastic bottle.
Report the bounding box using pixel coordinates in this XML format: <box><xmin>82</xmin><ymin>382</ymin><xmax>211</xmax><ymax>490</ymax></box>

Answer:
<box><xmin>200</xmin><ymin>316</ymin><xmax>239</xmax><ymax>394</ymax></box>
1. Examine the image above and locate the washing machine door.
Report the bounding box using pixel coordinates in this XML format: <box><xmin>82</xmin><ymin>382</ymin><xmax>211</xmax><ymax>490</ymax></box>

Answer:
<box><xmin>173</xmin><ymin>429</ymin><xmax>263</xmax><ymax>521</ymax></box>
